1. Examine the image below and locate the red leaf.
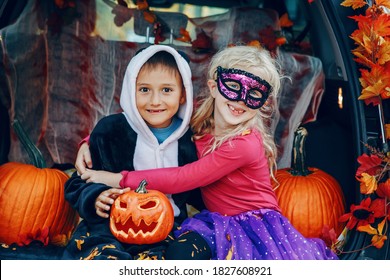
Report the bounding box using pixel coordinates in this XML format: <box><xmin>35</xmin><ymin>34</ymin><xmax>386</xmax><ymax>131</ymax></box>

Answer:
<box><xmin>192</xmin><ymin>30</ymin><xmax>213</xmax><ymax>53</ymax></box>
<box><xmin>356</xmin><ymin>153</ymin><xmax>382</xmax><ymax>176</ymax></box>
<box><xmin>321</xmin><ymin>225</ymin><xmax>338</xmax><ymax>248</ymax></box>
<box><xmin>377</xmin><ymin>179</ymin><xmax>390</xmax><ymax>199</ymax></box>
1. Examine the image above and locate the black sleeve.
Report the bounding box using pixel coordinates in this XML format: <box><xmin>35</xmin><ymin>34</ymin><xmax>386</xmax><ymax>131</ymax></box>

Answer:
<box><xmin>64</xmin><ymin>113</ymin><xmax>137</xmax><ymax>223</ymax></box>
<box><xmin>64</xmin><ymin>172</ymin><xmax>110</xmax><ymax>223</ymax></box>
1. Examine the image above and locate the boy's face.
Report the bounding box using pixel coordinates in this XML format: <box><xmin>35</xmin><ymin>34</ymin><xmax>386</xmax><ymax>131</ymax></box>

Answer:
<box><xmin>136</xmin><ymin>65</ymin><xmax>185</xmax><ymax>128</ymax></box>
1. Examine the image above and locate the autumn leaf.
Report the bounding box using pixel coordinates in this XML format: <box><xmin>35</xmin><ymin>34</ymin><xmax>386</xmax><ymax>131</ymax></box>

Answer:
<box><xmin>375</xmin><ymin>0</ymin><xmax>390</xmax><ymax>10</ymax></box>
<box><xmin>358</xmin><ymin>218</ymin><xmax>388</xmax><ymax>249</ymax></box>
<box><xmin>377</xmin><ymin>178</ymin><xmax>390</xmax><ymax>199</ymax></box>
<box><xmin>358</xmin><ymin>172</ymin><xmax>378</xmax><ymax>194</ymax></box>
<box><xmin>75</xmin><ymin>239</ymin><xmax>84</xmax><ymax>251</ymax></box>
<box><xmin>247</xmin><ymin>40</ymin><xmax>263</xmax><ymax>48</ymax></box>
<box><xmin>143</xmin><ymin>10</ymin><xmax>156</xmax><ymax>24</ymax></box>
<box><xmin>176</xmin><ymin>28</ymin><xmax>192</xmax><ymax>43</ymax></box>
<box><xmin>358</xmin><ymin>65</ymin><xmax>390</xmax><ymax>101</ymax></box>
<box><xmin>376</xmin><ymin>39</ymin><xmax>390</xmax><ymax>65</ymax></box>
<box><xmin>191</xmin><ymin>30</ymin><xmax>213</xmax><ymax>53</ymax></box>
<box><xmin>321</xmin><ymin>225</ymin><xmax>338</xmax><ymax>248</ymax></box>
<box><xmin>370</xmin><ymin>198</ymin><xmax>386</xmax><ymax>218</ymax></box>
<box><xmin>136</xmin><ymin>0</ymin><xmax>149</xmax><ymax>10</ymax></box>
<box><xmin>372</xmin><ymin>13</ymin><xmax>390</xmax><ymax>38</ymax></box>
<box><xmin>279</xmin><ymin>13</ymin><xmax>293</xmax><ymax>28</ymax></box>
<box><xmin>153</xmin><ymin>22</ymin><xmax>166</xmax><ymax>44</ymax></box>
<box><xmin>341</xmin><ymin>0</ymin><xmax>368</xmax><ymax>9</ymax></box>
<box><xmin>356</xmin><ymin>153</ymin><xmax>382</xmax><ymax>176</ymax></box>
<box><xmin>386</xmin><ymin>124</ymin><xmax>390</xmax><ymax>139</ymax></box>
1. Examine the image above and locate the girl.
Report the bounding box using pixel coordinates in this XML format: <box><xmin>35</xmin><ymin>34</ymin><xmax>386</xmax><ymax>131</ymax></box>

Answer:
<box><xmin>82</xmin><ymin>45</ymin><xmax>338</xmax><ymax>260</ymax></box>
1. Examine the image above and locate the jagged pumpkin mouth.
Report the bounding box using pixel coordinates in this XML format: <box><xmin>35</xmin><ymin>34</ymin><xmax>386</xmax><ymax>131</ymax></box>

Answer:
<box><xmin>113</xmin><ymin>218</ymin><xmax>158</xmax><ymax>235</ymax></box>
<box><xmin>112</xmin><ymin>200</ymin><xmax>159</xmax><ymax>235</ymax></box>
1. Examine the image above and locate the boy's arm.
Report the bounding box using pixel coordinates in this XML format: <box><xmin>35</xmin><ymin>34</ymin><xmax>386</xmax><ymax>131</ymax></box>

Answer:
<box><xmin>65</xmin><ymin>171</ymin><xmax>111</xmax><ymax>223</ymax></box>
<box><xmin>65</xmin><ymin>114</ymin><xmax>132</xmax><ymax>222</ymax></box>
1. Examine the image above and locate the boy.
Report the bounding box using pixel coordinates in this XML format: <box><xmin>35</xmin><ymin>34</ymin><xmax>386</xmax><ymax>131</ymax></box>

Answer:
<box><xmin>62</xmin><ymin>45</ymin><xmax>205</xmax><ymax>260</ymax></box>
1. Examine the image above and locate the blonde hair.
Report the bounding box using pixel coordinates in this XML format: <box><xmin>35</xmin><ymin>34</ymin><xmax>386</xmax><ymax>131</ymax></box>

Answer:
<box><xmin>191</xmin><ymin>45</ymin><xmax>281</xmax><ymax>179</ymax></box>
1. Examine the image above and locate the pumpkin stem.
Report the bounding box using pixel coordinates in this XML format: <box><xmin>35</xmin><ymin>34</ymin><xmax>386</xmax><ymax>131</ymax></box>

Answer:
<box><xmin>135</xmin><ymin>179</ymin><xmax>148</xmax><ymax>194</ymax></box>
<box><xmin>12</xmin><ymin>119</ymin><xmax>46</xmax><ymax>168</ymax></box>
<box><xmin>290</xmin><ymin>126</ymin><xmax>312</xmax><ymax>176</ymax></box>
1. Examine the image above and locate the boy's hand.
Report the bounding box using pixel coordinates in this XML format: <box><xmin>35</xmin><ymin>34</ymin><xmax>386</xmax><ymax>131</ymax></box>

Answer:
<box><xmin>81</xmin><ymin>169</ymin><xmax>123</xmax><ymax>189</ymax></box>
<box><xmin>95</xmin><ymin>188</ymin><xmax>130</xmax><ymax>218</ymax></box>
<box><xmin>75</xmin><ymin>142</ymin><xmax>92</xmax><ymax>175</ymax></box>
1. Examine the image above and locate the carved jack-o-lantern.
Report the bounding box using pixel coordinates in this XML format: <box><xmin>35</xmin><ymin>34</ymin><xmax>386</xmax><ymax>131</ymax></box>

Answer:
<box><xmin>109</xmin><ymin>180</ymin><xmax>174</xmax><ymax>245</ymax></box>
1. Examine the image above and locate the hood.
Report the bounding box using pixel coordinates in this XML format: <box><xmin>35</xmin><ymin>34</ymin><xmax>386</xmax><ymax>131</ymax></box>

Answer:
<box><xmin>120</xmin><ymin>44</ymin><xmax>193</xmax><ymax>147</ymax></box>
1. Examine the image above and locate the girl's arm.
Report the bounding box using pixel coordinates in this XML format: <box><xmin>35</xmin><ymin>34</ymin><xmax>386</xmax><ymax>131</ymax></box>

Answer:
<box><xmin>75</xmin><ymin>138</ymin><xmax>92</xmax><ymax>175</ymax></box>
<box><xmin>120</xmin><ymin>134</ymin><xmax>262</xmax><ymax>194</ymax></box>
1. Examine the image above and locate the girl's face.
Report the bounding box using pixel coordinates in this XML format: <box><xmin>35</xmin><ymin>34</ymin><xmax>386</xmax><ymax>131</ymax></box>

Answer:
<box><xmin>208</xmin><ymin>66</ymin><xmax>265</xmax><ymax>135</ymax></box>
<box><xmin>136</xmin><ymin>65</ymin><xmax>185</xmax><ymax>128</ymax></box>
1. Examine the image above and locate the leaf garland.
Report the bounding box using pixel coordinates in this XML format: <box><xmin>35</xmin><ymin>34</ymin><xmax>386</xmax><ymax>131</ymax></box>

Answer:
<box><xmin>336</xmin><ymin>0</ymin><xmax>390</xmax><ymax>254</ymax></box>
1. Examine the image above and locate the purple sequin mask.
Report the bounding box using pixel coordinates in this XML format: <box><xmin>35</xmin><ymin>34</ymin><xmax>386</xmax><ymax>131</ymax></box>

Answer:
<box><xmin>215</xmin><ymin>66</ymin><xmax>272</xmax><ymax>109</ymax></box>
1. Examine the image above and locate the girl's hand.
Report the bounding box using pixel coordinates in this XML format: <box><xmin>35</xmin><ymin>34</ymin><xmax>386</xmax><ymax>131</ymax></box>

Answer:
<box><xmin>95</xmin><ymin>188</ymin><xmax>130</xmax><ymax>218</ymax></box>
<box><xmin>81</xmin><ymin>169</ymin><xmax>123</xmax><ymax>188</ymax></box>
<box><xmin>75</xmin><ymin>142</ymin><xmax>92</xmax><ymax>175</ymax></box>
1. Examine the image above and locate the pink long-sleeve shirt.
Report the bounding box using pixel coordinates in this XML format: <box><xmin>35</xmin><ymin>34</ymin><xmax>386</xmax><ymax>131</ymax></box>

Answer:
<box><xmin>120</xmin><ymin>129</ymin><xmax>281</xmax><ymax>216</ymax></box>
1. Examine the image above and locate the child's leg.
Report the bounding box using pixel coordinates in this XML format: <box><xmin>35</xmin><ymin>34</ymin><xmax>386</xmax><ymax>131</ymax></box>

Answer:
<box><xmin>165</xmin><ymin>231</ymin><xmax>211</xmax><ymax>260</ymax></box>
<box><xmin>62</xmin><ymin>220</ymin><xmax>133</xmax><ymax>260</ymax></box>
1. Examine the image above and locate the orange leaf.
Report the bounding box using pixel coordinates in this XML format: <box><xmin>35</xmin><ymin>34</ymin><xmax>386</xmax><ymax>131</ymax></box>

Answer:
<box><xmin>176</xmin><ymin>28</ymin><xmax>192</xmax><ymax>43</ymax></box>
<box><xmin>247</xmin><ymin>40</ymin><xmax>262</xmax><ymax>48</ymax></box>
<box><xmin>358</xmin><ymin>172</ymin><xmax>378</xmax><ymax>194</ymax></box>
<box><xmin>376</xmin><ymin>39</ymin><xmax>390</xmax><ymax>65</ymax></box>
<box><xmin>136</xmin><ymin>0</ymin><xmax>149</xmax><ymax>10</ymax></box>
<box><xmin>375</xmin><ymin>0</ymin><xmax>390</xmax><ymax>10</ymax></box>
<box><xmin>371</xmin><ymin>218</ymin><xmax>388</xmax><ymax>249</ymax></box>
<box><xmin>143</xmin><ymin>10</ymin><xmax>156</xmax><ymax>24</ymax></box>
<box><xmin>385</xmin><ymin>124</ymin><xmax>390</xmax><ymax>140</ymax></box>
<box><xmin>372</xmin><ymin>13</ymin><xmax>390</xmax><ymax>38</ymax></box>
<box><xmin>371</xmin><ymin>234</ymin><xmax>387</xmax><ymax>249</ymax></box>
<box><xmin>75</xmin><ymin>239</ymin><xmax>84</xmax><ymax>251</ymax></box>
<box><xmin>377</xmin><ymin>217</ymin><xmax>387</xmax><ymax>235</ymax></box>
<box><xmin>358</xmin><ymin>65</ymin><xmax>390</xmax><ymax>100</ymax></box>
<box><xmin>357</xmin><ymin>224</ymin><xmax>377</xmax><ymax>235</ymax></box>
<box><xmin>279</xmin><ymin>13</ymin><xmax>293</xmax><ymax>28</ymax></box>
<box><xmin>341</xmin><ymin>0</ymin><xmax>367</xmax><ymax>9</ymax></box>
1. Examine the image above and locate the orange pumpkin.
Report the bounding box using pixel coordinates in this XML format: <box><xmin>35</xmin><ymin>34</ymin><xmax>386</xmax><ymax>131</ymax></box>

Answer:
<box><xmin>274</xmin><ymin>127</ymin><xmax>346</xmax><ymax>238</ymax></box>
<box><xmin>110</xmin><ymin>179</ymin><xmax>174</xmax><ymax>245</ymax></box>
<box><xmin>0</xmin><ymin>162</ymin><xmax>79</xmax><ymax>246</ymax></box>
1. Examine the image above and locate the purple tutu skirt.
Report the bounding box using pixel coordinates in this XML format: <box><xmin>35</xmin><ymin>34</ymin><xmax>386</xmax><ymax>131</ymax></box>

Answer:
<box><xmin>175</xmin><ymin>209</ymin><xmax>338</xmax><ymax>260</ymax></box>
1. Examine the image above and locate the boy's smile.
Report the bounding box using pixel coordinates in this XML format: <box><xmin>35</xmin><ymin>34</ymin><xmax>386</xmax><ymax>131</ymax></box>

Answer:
<box><xmin>136</xmin><ymin>66</ymin><xmax>185</xmax><ymax>128</ymax></box>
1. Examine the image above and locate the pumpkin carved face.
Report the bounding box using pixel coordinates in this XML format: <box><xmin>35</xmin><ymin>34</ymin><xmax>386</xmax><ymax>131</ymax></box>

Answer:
<box><xmin>110</xmin><ymin>180</ymin><xmax>174</xmax><ymax>245</ymax></box>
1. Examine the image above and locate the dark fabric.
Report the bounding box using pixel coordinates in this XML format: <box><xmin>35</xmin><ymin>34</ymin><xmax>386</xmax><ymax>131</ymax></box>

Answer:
<box><xmin>62</xmin><ymin>219</ymin><xmax>184</xmax><ymax>260</ymax></box>
<box><xmin>165</xmin><ymin>231</ymin><xmax>211</xmax><ymax>260</ymax></box>
<box><xmin>62</xmin><ymin>113</ymin><xmax>205</xmax><ymax>259</ymax></box>
<box><xmin>0</xmin><ymin>242</ymin><xmax>65</xmax><ymax>260</ymax></box>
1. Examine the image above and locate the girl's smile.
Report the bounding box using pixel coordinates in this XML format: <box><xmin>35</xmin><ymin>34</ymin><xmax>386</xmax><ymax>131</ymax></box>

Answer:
<box><xmin>228</xmin><ymin>103</ymin><xmax>246</xmax><ymax>116</ymax></box>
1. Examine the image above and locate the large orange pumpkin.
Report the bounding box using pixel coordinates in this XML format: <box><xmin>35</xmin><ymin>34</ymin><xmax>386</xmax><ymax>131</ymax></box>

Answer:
<box><xmin>0</xmin><ymin>162</ymin><xmax>79</xmax><ymax>246</ymax></box>
<box><xmin>274</xmin><ymin>127</ymin><xmax>346</xmax><ymax>238</ymax></box>
<box><xmin>110</xmin><ymin>179</ymin><xmax>174</xmax><ymax>245</ymax></box>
